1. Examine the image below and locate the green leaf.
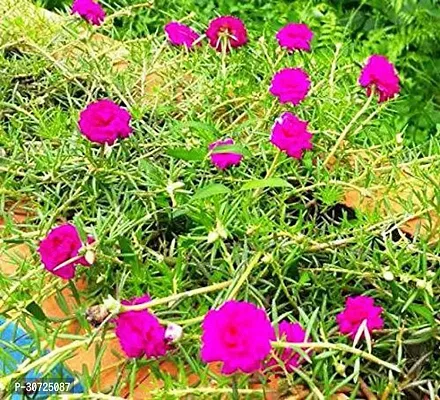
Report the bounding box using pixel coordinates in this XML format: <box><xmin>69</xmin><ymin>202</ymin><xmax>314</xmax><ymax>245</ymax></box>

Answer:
<box><xmin>286</xmin><ymin>259</ymin><xmax>300</xmax><ymax>281</ymax></box>
<box><xmin>211</xmin><ymin>144</ymin><xmax>241</xmax><ymax>154</ymax></box>
<box><xmin>26</xmin><ymin>301</ymin><xmax>47</xmax><ymax>321</ymax></box>
<box><xmin>302</xmin><ymin>151</ymin><xmax>314</xmax><ymax>171</ymax></box>
<box><xmin>409</xmin><ymin>304</ymin><xmax>434</xmax><ymax>324</ymax></box>
<box><xmin>210</xmin><ymin>143</ymin><xmax>251</xmax><ymax>158</ymax></box>
<box><xmin>240</xmin><ymin>178</ymin><xmax>292</xmax><ymax>190</ymax></box>
<box><xmin>55</xmin><ymin>290</ymin><xmax>70</xmax><ymax>316</ymax></box>
<box><xmin>299</xmin><ymin>271</ymin><xmax>310</xmax><ymax>286</ymax></box>
<box><xmin>389</xmin><ymin>281</ymin><xmax>400</xmax><ymax>300</ymax></box>
<box><xmin>118</xmin><ymin>237</ymin><xmax>141</xmax><ymax>278</ymax></box>
<box><xmin>402</xmin><ymin>290</ymin><xmax>418</xmax><ymax>312</ymax></box>
<box><xmin>173</xmin><ymin>121</ymin><xmax>218</xmax><ymax>142</ymax></box>
<box><xmin>192</xmin><ymin>184</ymin><xmax>231</xmax><ymax>201</ymax></box>
<box><xmin>314</xmin><ymin>350</ymin><xmax>339</xmax><ymax>360</ymax></box>
<box><xmin>167</xmin><ymin>148</ymin><xmax>206</xmax><ymax>161</ymax></box>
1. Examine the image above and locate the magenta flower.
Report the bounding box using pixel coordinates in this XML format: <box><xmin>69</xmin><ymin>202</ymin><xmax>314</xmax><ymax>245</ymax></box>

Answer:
<box><xmin>209</xmin><ymin>138</ymin><xmax>243</xmax><ymax>170</ymax></box>
<box><xmin>359</xmin><ymin>55</ymin><xmax>400</xmax><ymax>102</ymax></box>
<box><xmin>337</xmin><ymin>296</ymin><xmax>384</xmax><ymax>339</ymax></box>
<box><xmin>115</xmin><ymin>295</ymin><xmax>167</xmax><ymax>359</ymax></box>
<box><xmin>276</xmin><ymin>23</ymin><xmax>313</xmax><ymax>52</ymax></box>
<box><xmin>164</xmin><ymin>21</ymin><xmax>201</xmax><ymax>49</ymax></box>
<box><xmin>267</xmin><ymin>321</ymin><xmax>308</xmax><ymax>373</ymax></box>
<box><xmin>201</xmin><ymin>300</ymin><xmax>275</xmax><ymax>374</ymax></box>
<box><xmin>78</xmin><ymin>99</ymin><xmax>132</xmax><ymax>145</ymax></box>
<box><xmin>38</xmin><ymin>224</ymin><xmax>94</xmax><ymax>280</ymax></box>
<box><xmin>271</xmin><ymin>112</ymin><xmax>312</xmax><ymax>159</ymax></box>
<box><xmin>206</xmin><ymin>16</ymin><xmax>248</xmax><ymax>52</ymax></box>
<box><xmin>71</xmin><ymin>0</ymin><xmax>105</xmax><ymax>26</ymax></box>
<box><xmin>269</xmin><ymin>68</ymin><xmax>311</xmax><ymax>105</ymax></box>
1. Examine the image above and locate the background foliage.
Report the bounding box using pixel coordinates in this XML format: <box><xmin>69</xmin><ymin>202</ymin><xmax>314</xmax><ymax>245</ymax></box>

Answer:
<box><xmin>1</xmin><ymin>0</ymin><xmax>439</xmax><ymax>398</ymax></box>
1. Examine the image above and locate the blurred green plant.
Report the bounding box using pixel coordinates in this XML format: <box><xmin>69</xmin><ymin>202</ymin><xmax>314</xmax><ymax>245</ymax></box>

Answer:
<box><xmin>331</xmin><ymin>0</ymin><xmax>440</xmax><ymax>144</ymax></box>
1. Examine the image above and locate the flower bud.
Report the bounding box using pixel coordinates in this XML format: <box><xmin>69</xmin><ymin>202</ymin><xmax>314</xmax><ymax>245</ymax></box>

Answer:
<box><xmin>416</xmin><ymin>279</ymin><xmax>426</xmax><ymax>289</ymax></box>
<box><xmin>86</xmin><ymin>305</ymin><xmax>110</xmax><ymax>327</ymax></box>
<box><xmin>216</xmin><ymin>221</ymin><xmax>227</xmax><ymax>239</ymax></box>
<box><xmin>103</xmin><ymin>295</ymin><xmax>121</xmax><ymax>314</ymax></box>
<box><xmin>207</xmin><ymin>230</ymin><xmax>219</xmax><ymax>244</ymax></box>
<box><xmin>262</xmin><ymin>254</ymin><xmax>273</xmax><ymax>264</ymax></box>
<box><xmin>383</xmin><ymin>270</ymin><xmax>394</xmax><ymax>282</ymax></box>
<box><xmin>166</xmin><ymin>181</ymin><xmax>185</xmax><ymax>195</ymax></box>
<box><xmin>165</xmin><ymin>323</ymin><xmax>183</xmax><ymax>343</ymax></box>
<box><xmin>207</xmin><ymin>221</ymin><xmax>228</xmax><ymax>243</ymax></box>
<box><xmin>335</xmin><ymin>362</ymin><xmax>346</xmax><ymax>376</ymax></box>
<box><xmin>84</xmin><ymin>250</ymin><xmax>95</xmax><ymax>265</ymax></box>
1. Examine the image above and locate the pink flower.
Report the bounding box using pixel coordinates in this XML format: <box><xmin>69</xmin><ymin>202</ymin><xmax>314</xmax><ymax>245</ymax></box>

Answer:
<box><xmin>115</xmin><ymin>295</ymin><xmax>167</xmax><ymax>359</ymax></box>
<box><xmin>359</xmin><ymin>55</ymin><xmax>400</xmax><ymax>102</ymax></box>
<box><xmin>71</xmin><ymin>0</ymin><xmax>105</xmax><ymax>26</ymax></box>
<box><xmin>271</xmin><ymin>112</ymin><xmax>313</xmax><ymax>159</ymax></box>
<box><xmin>78</xmin><ymin>99</ymin><xmax>132</xmax><ymax>145</ymax></box>
<box><xmin>206</xmin><ymin>16</ymin><xmax>248</xmax><ymax>52</ymax></box>
<box><xmin>269</xmin><ymin>68</ymin><xmax>311</xmax><ymax>105</ymax></box>
<box><xmin>209</xmin><ymin>139</ymin><xmax>243</xmax><ymax>170</ymax></box>
<box><xmin>337</xmin><ymin>296</ymin><xmax>384</xmax><ymax>339</ymax></box>
<box><xmin>201</xmin><ymin>300</ymin><xmax>275</xmax><ymax>374</ymax></box>
<box><xmin>164</xmin><ymin>22</ymin><xmax>201</xmax><ymax>48</ymax></box>
<box><xmin>267</xmin><ymin>321</ymin><xmax>308</xmax><ymax>373</ymax></box>
<box><xmin>38</xmin><ymin>224</ymin><xmax>93</xmax><ymax>280</ymax></box>
<box><xmin>276</xmin><ymin>23</ymin><xmax>313</xmax><ymax>52</ymax></box>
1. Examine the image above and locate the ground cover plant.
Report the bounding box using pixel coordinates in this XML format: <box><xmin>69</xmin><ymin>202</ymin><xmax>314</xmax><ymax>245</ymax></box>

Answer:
<box><xmin>0</xmin><ymin>0</ymin><xmax>439</xmax><ymax>398</ymax></box>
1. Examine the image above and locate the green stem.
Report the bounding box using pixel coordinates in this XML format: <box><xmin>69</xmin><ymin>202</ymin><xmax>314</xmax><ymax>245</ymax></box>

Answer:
<box><xmin>121</xmin><ymin>280</ymin><xmax>232</xmax><ymax>312</ymax></box>
<box><xmin>253</xmin><ymin>151</ymin><xmax>282</xmax><ymax>199</ymax></box>
<box><xmin>323</xmin><ymin>90</ymin><xmax>375</xmax><ymax>167</ymax></box>
<box><xmin>272</xmin><ymin>341</ymin><xmax>401</xmax><ymax>373</ymax></box>
<box><xmin>0</xmin><ymin>334</ymin><xmax>114</xmax><ymax>387</ymax></box>
<box><xmin>226</xmin><ymin>252</ymin><xmax>262</xmax><ymax>300</ymax></box>
<box><xmin>152</xmin><ymin>387</ymin><xmax>274</xmax><ymax>396</ymax></box>
<box><xmin>172</xmin><ymin>315</ymin><xmax>205</xmax><ymax>326</ymax></box>
<box><xmin>329</xmin><ymin>43</ymin><xmax>342</xmax><ymax>98</ymax></box>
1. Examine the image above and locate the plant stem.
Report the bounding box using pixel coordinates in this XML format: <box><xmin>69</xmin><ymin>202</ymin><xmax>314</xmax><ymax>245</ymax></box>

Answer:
<box><xmin>253</xmin><ymin>151</ymin><xmax>281</xmax><ymax>198</ymax></box>
<box><xmin>152</xmin><ymin>387</ymin><xmax>274</xmax><ymax>396</ymax></box>
<box><xmin>272</xmin><ymin>341</ymin><xmax>401</xmax><ymax>373</ymax></box>
<box><xmin>173</xmin><ymin>315</ymin><xmax>205</xmax><ymax>326</ymax></box>
<box><xmin>323</xmin><ymin>91</ymin><xmax>375</xmax><ymax>167</ymax></box>
<box><xmin>63</xmin><ymin>394</ymin><xmax>124</xmax><ymax>400</ymax></box>
<box><xmin>121</xmin><ymin>280</ymin><xmax>232</xmax><ymax>312</ymax></box>
<box><xmin>329</xmin><ymin>43</ymin><xmax>342</xmax><ymax>98</ymax></box>
<box><xmin>0</xmin><ymin>334</ymin><xmax>115</xmax><ymax>387</ymax></box>
<box><xmin>226</xmin><ymin>252</ymin><xmax>262</xmax><ymax>300</ymax></box>
<box><xmin>53</xmin><ymin>254</ymin><xmax>84</xmax><ymax>271</ymax></box>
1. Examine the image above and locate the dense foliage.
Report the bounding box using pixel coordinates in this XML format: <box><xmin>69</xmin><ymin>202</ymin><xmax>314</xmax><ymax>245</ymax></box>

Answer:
<box><xmin>1</xmin><ymin>0</ymin><xmax>439</xmax><ymax>398</ymax></box>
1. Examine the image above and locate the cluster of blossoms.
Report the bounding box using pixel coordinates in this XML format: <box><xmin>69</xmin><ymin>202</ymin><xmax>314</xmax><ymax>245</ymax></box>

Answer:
<box><xmin>37</xmin><ymin>222</ymin><xmax>384</xmax><ymax>373</ymax></box>
<box><xmin>200</xmin><ymin>298</ymin><xmax>383</xmax><ymax>374</ymax></box>
<box><xmin>39</xmin><ymin>230</ymin><xmax>384</xmax><ymax>371</ymax></box>
<box><xmin>71</xmin><ymin>3</ymin><xmax>399</xmax><ymax>168</ymax></box>
<box><xmin>165</xmin><ymin>16</ymin><xmax>248</xmax><ymax>52</ymax></box>
<box><xmin>162</xmin><ymin>17</ymin><xmax>315</xmax><ymax>163</ymax></box>
<box><xmin>38</xmin><ymin>0</ymin><xmax>397</xmax><ymax>378</ymax></box>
